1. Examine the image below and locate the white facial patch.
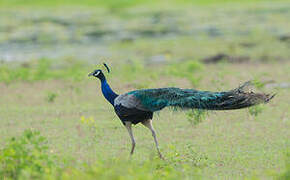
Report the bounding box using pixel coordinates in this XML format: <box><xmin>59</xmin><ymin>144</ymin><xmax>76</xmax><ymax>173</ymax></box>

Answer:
<box><xmin>95</xmin><ymin>71</ymin><xmax>100</xmax><ymax>76</ymax></box>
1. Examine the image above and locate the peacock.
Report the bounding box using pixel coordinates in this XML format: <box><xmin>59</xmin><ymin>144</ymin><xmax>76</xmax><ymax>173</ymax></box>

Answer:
<box><xmin>89</xmin><ymin>63</ymin><xmax>274</xmax><ymax>159</ymax></box>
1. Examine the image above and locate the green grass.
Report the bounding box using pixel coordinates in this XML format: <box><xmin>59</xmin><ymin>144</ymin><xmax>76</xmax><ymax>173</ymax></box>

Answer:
<box><xmin>0</xmin><ymin>60</ymin><xmax>289</xmax><ymax>179</ymax></box>
<box><xmin>0</xmin><ymin>130</ymin><xmax>195</xmax><ymax>179</ymax></box>
<box><xmin>0</xmin><ymin>0</ymin><xmax>286</xmax><ymax>8</ymax></box>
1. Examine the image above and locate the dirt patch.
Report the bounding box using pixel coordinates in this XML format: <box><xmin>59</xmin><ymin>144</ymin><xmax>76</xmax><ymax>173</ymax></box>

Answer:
<box><xmin>203</xmin><ymin>53</ymin><xmax>250</xmax><ymax>64</ymax></box>
<box><xmin>279</xmin><ymin>34</ymin><xmax>290</xmax><ymax>42</ymax></box>
<box><xmin>239</xmin><ymin>42</ymin><xmax>256</xmax><ymax>48</ymax></box>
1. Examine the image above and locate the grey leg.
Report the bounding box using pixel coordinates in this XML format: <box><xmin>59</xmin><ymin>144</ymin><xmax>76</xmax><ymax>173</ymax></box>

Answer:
<box><xmin>125</xmin><ymin>121</ymin><xmax>136</xmax><ymax>155</ymax></box>
<box><xmin>142</xmin><ymin>120</ymin><xmax>164</xmax><ymax>159</ymax></box>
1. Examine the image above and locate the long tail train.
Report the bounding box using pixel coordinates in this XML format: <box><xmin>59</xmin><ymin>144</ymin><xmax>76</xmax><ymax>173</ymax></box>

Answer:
<box><xmin>130</xmin><ymin>81</ymin><xmax>275</xmax><ymax>112</ymax></box>
<box><xmin>198</xmin><ymin>81</ymin><xmax>275</xmax><ymax>110</ymax></box>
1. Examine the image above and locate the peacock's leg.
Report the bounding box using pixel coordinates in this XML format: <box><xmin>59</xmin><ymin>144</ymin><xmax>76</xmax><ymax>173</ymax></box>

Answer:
<box><xmin>142</xmin><ymin>119</ymin><xmax>164</xmax><ymax>159</ymax></box>
<box><xmin>125</xmin><ymin>121</ymin><xmax>136</xmax><ymax>155</ymax></box>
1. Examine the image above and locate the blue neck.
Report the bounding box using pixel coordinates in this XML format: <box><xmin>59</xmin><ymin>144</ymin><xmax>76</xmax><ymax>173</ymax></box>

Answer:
<box><xmin>101</xmin><ymin>79</ymin><xmax>118</xmax><ymax>105</ymax></box>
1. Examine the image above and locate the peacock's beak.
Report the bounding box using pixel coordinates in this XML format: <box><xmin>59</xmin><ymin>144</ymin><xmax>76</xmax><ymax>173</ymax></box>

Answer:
<box><xmin>88</xmin><ymin>72</ymin><xmax>94</xmax><ymax>77</ymax></box>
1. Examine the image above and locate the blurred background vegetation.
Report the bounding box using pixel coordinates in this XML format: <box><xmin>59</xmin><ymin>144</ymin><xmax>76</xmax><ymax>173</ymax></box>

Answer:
<box><xmin>0</xmin><ymin>0</ymin><xmax>289</xmax><ymax>179</ymax></box>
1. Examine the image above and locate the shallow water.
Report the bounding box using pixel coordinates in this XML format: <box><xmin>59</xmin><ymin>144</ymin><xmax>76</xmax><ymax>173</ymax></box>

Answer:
<box><xmin>0</xmin><ymin>4</ymin><xmax>289</xmax><ymax>62</ymax></box>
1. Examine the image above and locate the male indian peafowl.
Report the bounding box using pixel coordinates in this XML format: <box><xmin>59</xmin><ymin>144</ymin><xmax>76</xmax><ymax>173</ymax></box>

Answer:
<box><xmin>89</xmin><ymin>63</ymin><xmax>274</xmax><ymax>159</ymax></box>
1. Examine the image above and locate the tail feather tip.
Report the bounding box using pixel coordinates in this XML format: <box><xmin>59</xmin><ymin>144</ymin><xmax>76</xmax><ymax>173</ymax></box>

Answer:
<box><xmin>265</xmin><ymin>93</ymin><xmax>276</xmax><ymax>103</ymax></box>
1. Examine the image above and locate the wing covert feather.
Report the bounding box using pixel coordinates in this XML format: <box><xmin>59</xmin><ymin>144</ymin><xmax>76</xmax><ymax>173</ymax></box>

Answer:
<box><xmin>114</xmin><ymin>93</ymin><xmax>149</xmax><ymax>111</ymax></box>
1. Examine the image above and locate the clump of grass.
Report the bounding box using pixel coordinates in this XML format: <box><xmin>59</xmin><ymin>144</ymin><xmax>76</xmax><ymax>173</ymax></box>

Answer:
<box><xmin>0</xmin><ymin>58</ymin><xmax>89</xmax><ymax>84</ymax></box>
<box><xmin>165</xmin><ymin>60</ymin><xmax>204</xmax><ymax>86</ymax></box>
<box><xmin>33</xmin><ymin>58</ymin><xmax>52</xmax><ymax>80</ymax></box>
<box><xmin>252</xmin><ymin>79</ymin><xmax>265</xmax><ymax>90</ymax></box>
<box><xmin>0</xmin><ymin>64</ymin><xmax>31</xmax><ymax>84</ymax></box>
<box><xmin>248</xmin><ymin>105</ymin><xmax>264</xmax><ymax>117</ymax></box>
<box><xmin>119</xmin><ymin>60</ymin><xmax>146</xmax><ymax>81</ymax></box>
<box><xmin>184</xmin><ymin>144</ymin><xmax>209</xmax><ymax>168</ymax></box>
<box><xmin>46</xmin><ymin>91</ymin><xmax>58</xmax><ymax>103</ymax></box>
<box><xmin>117</xmin><ymin>60</ymin><xmax>159</xmax><ymax>89</ymax></box>
<box><xmin>186</xmin><ymin>110</ymin><xmax>206</xmax><ymax>126</ymax></box>
<box><xmin>166</xmin><ymin>144</ymin><xmax>208</xmax><ymax>169</ymax></box>
<box><xmin>0</xmin><ymin>129</ymin><xmax>57</xmax><ymax>179</ymax></box>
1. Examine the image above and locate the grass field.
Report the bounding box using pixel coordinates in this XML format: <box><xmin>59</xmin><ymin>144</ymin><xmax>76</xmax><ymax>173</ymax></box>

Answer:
<box><xmin>0</xmin><ymin>0</ymin><xmax>290</xmax><ymax>179</ymax></box>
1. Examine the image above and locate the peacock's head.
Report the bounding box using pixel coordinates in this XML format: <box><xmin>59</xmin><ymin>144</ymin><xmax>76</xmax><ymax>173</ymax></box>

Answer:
<box><xmin>88</xmin><ymin>69</ymin><xmax>104</xmax><ymax>78</ymax></box>
<box><xmin>88</xmin><ymin>63</ymin><xmax>110</xmax><ymax>81</ymax></box>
